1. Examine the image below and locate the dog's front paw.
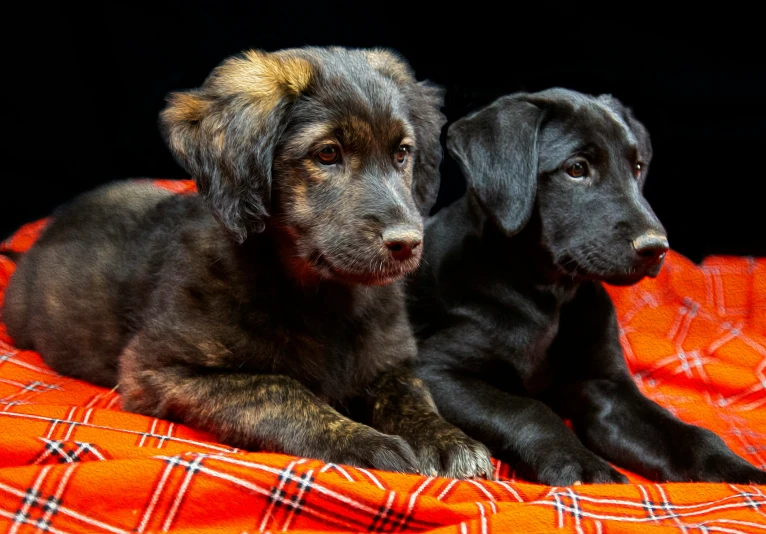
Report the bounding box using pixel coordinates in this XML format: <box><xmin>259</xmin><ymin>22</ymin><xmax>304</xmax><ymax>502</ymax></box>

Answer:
<box><xmin>696</xmin><ymin>455</ymin><xmax>766</xmax><ymax>484</ymax></box>
<box><xmin>532</xmin><ymin>448</ymin><xmax>628</xmax><ymax>486</ymax></box>
<box><xmin>330</xmin><ymin>428</ymin><xmax>420</xmax><ymax>474</ymax></box>
<box><xmin>406</xmin><ymin>422</ymin><xmax>494</xmax><ymax>479</ymax></box>
<box><xmin>677</xmin><ymin>429</ymin><xmax>766</xmax><ymax>484</ymax></box>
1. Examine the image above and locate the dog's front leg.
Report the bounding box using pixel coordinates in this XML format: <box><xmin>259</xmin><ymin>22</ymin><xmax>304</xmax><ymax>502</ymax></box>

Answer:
<box><xmin>415</xmin><ymin>359</ymin><xmax>627</xmax><ymax>485</ymax></box>
<box><xmin>118</xmin><ymin>342</ymin><xmax>419</xmax><ymax>473</ymax></box>
<box><xmin>553</xmin><ymin>281</ymin><xmax>766</xmax><ymax>484</ymax></box>
<box><xmin>366</xmin><ymin>366</ymin><xmax>494</xmax><ymax>479</ymax></box>
<box><xmin>560</xmin><ymin>378</ymin><xmax>766</xmax><ymax>483</ymax></box>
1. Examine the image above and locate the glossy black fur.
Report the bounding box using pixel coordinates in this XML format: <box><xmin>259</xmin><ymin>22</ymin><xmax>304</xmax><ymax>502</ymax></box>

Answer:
<box><xmin>408</xmin><ymin>89</ymin><xmax>766</xmax><ymax>485</ymax></box>
<box><xmin>2</xmin><ymin>47</ymin><xmax>493</xmax><ymax>478</ymax></box>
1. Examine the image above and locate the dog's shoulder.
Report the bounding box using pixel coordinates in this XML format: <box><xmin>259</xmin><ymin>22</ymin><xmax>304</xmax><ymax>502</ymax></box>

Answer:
<box><xmin>30</xmin><ymin>180</ymin><xmax>175</xmax><ymax>246</ymax></box>
<box><xmin>420</xmin><ymin>197</ymin><xmax>482</xmax><ymax>282</ymax></box>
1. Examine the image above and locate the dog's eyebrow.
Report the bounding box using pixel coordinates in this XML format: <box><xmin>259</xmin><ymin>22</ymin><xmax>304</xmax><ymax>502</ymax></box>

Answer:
<box><xmin>567</xmin><ymin>142</ymin><xmax>595</xmax><ymax>155</ymax></box>
<box><xmin>387</xmin><ymin>120</ymin><xmax>416</xmax><ymax>147</ymax></box>
<box><xmin>401</xmin><ymin>123</ymin><xmax>417</xmax><ymax>143</ymax></box>
<box><xmin>626</xmin><ymin>144</ymin><xmax>640</xmax><ymax>162</ymax></box>
<box><xmin>338</xmin><ymin>116</ymin><xmax>416</xmax><ymax>150</ymax></box>
<box><xmin>546</xmin><ymin>133</ymin><xmax>597</xmax><ymax>159</ymax></box>
<box><xmin>282</xmin><ymin>123</ymin><xmax>336</xmax><ymax>155</ymax></box>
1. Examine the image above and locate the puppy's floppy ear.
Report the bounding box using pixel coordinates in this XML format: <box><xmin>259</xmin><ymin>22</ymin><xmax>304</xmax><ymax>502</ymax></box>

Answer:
<box><xmin>364</xmin><ymin>49</ymin><xmax>447</xmax><ymax>216</ymax></box>
<box><xmin>407</xmin><ymin>81</ymin><xmax>447</xmax><ymax>215</ymax></box>
<box><xmin>160</xmin><ymin>50</ymin><xmax>313</xmax><ymax>242</ymax></box>
<box><xmin>447</xmin><ymin>95</ymin><xmax>544</xmax><ymax>236</ymax></box>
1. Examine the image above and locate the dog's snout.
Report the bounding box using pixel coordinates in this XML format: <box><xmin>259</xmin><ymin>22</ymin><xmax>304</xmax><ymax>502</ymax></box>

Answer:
<box><xmin>632</xmin><ymin>231</ymin><xmax>669</xmax><ymax>263</ymax></box>
<box><xmin>383</xmin><ymin>226</ymin><xmax>422</xmax><ymax>262</ymax></box>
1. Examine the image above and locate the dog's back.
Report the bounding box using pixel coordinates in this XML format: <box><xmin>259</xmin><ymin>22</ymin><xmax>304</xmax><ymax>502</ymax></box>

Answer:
<box><xmin>3</xmin><ymin>181</ymin><xmax>176</xmax><ymax>386</ymax></box>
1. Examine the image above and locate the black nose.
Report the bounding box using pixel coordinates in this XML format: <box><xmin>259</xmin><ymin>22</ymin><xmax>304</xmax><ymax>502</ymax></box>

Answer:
<box><xmin>383</xmin><ymin>227</ymin><xmax>422</xmax><ymax>262</ymax></box>
<box><xmin>632</xmin><ymin>232</ymin><xmax>669</xmax><ymax>263</ymax></box>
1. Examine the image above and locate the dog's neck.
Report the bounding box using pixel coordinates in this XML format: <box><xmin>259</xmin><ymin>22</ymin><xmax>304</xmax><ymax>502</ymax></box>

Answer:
<box><xmin>464</xmin><ymin>194</ymin><xmax>578</xmax><ymax>292</ymax></box>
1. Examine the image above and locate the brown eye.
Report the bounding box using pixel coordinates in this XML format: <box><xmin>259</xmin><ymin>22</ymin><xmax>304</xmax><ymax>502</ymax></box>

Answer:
<box><xmin>634</xmin><ymin>162</ymin><xmax>643</xmax><ymax>177</ymax></box>
<box><xmin>395</xmin><ymin>145</ymin><xmax>410</xmax><ymax>165</ymax></box>
<box><xmin>566</xmin><ymin>161</ymin><xmax>588</xmax><ymax>179</ymax></box>
<box><xmin>316</xmin><ymin>146</ymin><xmax>340</xmax><ymax>165</ymax></box>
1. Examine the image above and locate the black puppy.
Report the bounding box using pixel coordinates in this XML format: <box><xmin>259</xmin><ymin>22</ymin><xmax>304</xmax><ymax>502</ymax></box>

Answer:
<box><xmin>408</xmin><ymin>88</ymin><xmax>766</xmax><ymax>485</ymax></box>
<box><xmin>2</xmin><ymin>47</ymin><xmax>492</xmax><ymax>478</ymax></box>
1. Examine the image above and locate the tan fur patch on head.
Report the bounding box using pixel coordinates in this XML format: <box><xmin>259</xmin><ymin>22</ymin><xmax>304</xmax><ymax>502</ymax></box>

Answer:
<box><xmin>160</xmin><ymin>92</ymin><xmax>209</xmax><ymax>158</ymax></box>
<box><xmin>290</xmin><ymin>180</ymin><xmax>313</xmax><ymax>218</ymax></box>
<box><xmin>363</xmin><ymin>49</ymin><xmax>414</xmax><ymax>84</ymax></box>
<box><xmin>163</xmin><ymin>91</ymin><xmax>208</xmax><ymax>123</ymax></box>
<box><xmin>210</xmin><ymin>49</ymin><xmax>313</xmax><ymax>108</ymax></box>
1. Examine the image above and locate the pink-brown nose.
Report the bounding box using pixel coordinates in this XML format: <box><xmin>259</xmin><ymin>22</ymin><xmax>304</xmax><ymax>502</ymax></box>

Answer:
<box><xmin>383</xmin><ymin>228</ymin><xmax>422</xmax><ymax>262</ymax></box>
<box><xmin>632</xmin><ymin>232</ymin><xmax>669</xmax><ymax>264</ymax></box>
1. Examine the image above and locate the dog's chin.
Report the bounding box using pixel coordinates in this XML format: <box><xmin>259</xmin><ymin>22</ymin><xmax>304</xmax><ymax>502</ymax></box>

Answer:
<box><xmin>561</xmin><ymin>261</ymin><xmax>665</xmax><ymax>287</ymax></box>
<box><xmin>601</xmin><ymin>273</ymin><xmax>649</xmax><ymax>286</ymax></box>
<box><xmin>311</xmin><ymin>254</ymin><xmax>419</xmax><ymax>286</ymax></box>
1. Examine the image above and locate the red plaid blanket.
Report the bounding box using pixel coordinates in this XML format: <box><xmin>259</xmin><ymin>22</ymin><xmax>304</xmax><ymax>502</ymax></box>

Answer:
<box><xmin>0</xmin><ymin>180</ymin><xmax>764</xmax><ymax>533</ymax></box>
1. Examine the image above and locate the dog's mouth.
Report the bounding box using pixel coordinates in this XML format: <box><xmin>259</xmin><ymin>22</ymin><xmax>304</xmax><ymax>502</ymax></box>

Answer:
<box><xmin>311</xmin><ymin>253</ymin><xmax>417</xmax><ymax>286</ymax></box>
<box><xmin>566</xmin><ymin>269</ymin><xmax>654</xmax><ymax>286</ymax></box>
<box><xmin>558</xmin><ymin>253</ymin><xmax>665</xmax><ymax>286</ymax></box>
<box><xmin>603</xmin><ymin>255</ymin><xmax>665</xmax><ymax>285</ymax></box>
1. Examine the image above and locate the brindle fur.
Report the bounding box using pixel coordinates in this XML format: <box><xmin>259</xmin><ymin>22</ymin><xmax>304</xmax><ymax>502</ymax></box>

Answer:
<box><xmin>2</xmin><ymin>47</ymin><xmax>492</xmax><ymax>477</ymax></box>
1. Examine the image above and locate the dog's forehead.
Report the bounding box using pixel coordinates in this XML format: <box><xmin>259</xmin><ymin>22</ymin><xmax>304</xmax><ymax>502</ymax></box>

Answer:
<box><xmin>284</xmin><ymin>67</ymin><xmax>414</xmax><ymax>152</ymax></box>
<box><xmin>537</xmin><ymin>93</ymin><xmax>646</xmax><ymax>163</ymax></box>
<box><xmin>591</xmin><ymin>96</ymin><xmax>637</xmax><ymax>146</ymax></box>
<box><xmin>569</xmin><ymin>99</ymin><xmax>635</xmax><ymax>145</ymax></box>
<box><xmin>313</xmin><ymin>52</ymin><xmax>411</xmax><ymax>119</ymax></box>
<box><xmin>282</xmin><ymin>61</ymin><xmax>415</xmax><ymax>155</ymax></box>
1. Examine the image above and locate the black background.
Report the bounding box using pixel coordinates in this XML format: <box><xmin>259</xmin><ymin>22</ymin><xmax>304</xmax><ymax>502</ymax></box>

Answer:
<box><xmin>4</xmin><ymin>5</ymin><xmax>764</xmax><ymax>262</ymax></box>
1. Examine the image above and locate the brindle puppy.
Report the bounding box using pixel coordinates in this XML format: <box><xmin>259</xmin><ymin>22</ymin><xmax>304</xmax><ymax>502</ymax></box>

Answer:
<box><xmin>2</xmin><ymin>47</ymin><xmax>492</xmax><ymax>478</ymax></box>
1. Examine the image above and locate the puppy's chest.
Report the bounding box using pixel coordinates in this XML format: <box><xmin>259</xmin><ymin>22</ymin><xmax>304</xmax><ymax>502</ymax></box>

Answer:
<box><xmin>238</xmin><ymin>291</ymin><xmax>412</xmax><ymax>401</ymax></box>
<box><xmin>502</xmin><ymin>318</ymin><xmax>560</xmax><ymax>394</ymax></box>
<box><xmin>493</xmin><ymin>287</ymin><xmax>577</xmax><ymax>395</ymax></box>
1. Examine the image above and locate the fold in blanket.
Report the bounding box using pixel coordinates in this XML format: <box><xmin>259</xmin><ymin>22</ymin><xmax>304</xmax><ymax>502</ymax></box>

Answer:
<box><xmin>0</xmin><ymin>180</ymin><xmax>764</xmax><ymax>533</ymax></box>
